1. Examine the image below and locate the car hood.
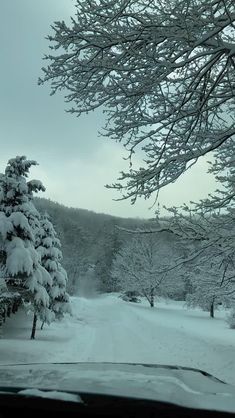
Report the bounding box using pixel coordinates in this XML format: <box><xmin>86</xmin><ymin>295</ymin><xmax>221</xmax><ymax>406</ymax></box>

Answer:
<box><xmin>0</xmin><ymin>362</ymin><xmax>235</xmax><ymax>413</ymax></box>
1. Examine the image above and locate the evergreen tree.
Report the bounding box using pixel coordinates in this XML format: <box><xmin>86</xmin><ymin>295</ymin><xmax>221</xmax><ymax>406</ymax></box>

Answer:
<box><xmin>0</xmin><ymin>156</ymin><xmax>52</xmax><ymax>339</ymax></box>
<box><xmin>37</xmin><ymin>213</ymin><xmax>71</xmax><ymax>326</ymax></box>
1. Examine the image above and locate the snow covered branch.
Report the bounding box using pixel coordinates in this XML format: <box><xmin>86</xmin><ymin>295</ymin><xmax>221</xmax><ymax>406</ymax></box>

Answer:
<box><xmin>40</xmin><ymin>0</ymin><xmax>235</xmax><ymax>203</ymax></box>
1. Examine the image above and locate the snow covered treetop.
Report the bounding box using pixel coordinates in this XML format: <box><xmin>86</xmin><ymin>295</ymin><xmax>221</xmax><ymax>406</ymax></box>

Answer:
<box><xmin>0</xmin><ymin>157</ymin><xmax>46</xmax><ymax>208</ymax></box>
<box><xmin>5</xmin><ymin>156</ymin><xmax>38</xmax><ymax>178</ymax></box>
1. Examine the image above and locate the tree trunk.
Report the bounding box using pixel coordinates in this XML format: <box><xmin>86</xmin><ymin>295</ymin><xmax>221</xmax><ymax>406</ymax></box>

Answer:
<box><xmin>41</xmin><ymin>321</ymin><xmax>44</xmax><ymax>330</ymax></box>
<box><xmin>150</xmin><ymin>288</ymin><xmax>154</xmax><ymax>308</ymax></box>
<box><xmin>7</xmin><ymin>305</ymin><xmax>11</xmax><ymax>317</ymax></box>
<box><xmin>210</xmin><ymin>302</ymin><xmax>214</xmax><ymax>318</ymax></box>
<box><xmin>12</xmin><ymin>300</ymin><xmax>19</xmax><ymax>314</ymax></box>
<box><xmin>3</xmin><ymin>308</ymin><xmax>6</xmax><ymax>323</ymax></box>
<box><xmin>30</xmin><ymin>313</ymin><xmax>37</xmax><ymax>339</ymax></box>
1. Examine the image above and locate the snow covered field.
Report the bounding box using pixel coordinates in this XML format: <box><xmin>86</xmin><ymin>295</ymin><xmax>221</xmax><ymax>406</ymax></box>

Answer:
<box><xmin>1</xmin><ymin>294</ymin><xmax>235</xmax><ymax>386</ymax></box>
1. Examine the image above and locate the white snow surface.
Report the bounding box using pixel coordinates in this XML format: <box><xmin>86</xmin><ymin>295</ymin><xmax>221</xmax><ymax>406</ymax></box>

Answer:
<box><xmin>1</xmin><ymin>294</ymin><xmax>235</xmax><ymax>411</ymax></box>
<box><xmin>17</xmin><ymin>388</ymin><xmax>83</xmax><ymax>402</ymax></box>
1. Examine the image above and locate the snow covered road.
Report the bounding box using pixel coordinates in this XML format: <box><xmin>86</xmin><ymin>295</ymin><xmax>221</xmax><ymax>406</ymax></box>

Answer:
<box><xmin>1</xmin><ymin>294</ymin><xmax>235</xmax><ymax>385</ymax></box>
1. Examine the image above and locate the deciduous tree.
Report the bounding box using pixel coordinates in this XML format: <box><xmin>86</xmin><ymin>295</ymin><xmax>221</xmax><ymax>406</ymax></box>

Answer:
<box><xmin>112</xmin><ymin>234</ymin><xmax>175</xmax><ymax>307</ymax></box>
<box><xmin>40</xmin><ymin>0</ymin><xmax>235</xmax><ymax>204</ymax></box>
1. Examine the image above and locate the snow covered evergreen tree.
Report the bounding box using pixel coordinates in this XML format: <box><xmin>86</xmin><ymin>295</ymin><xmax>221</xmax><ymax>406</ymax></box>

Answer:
<box><xmin>37</xmin><ymin>213</ymin><xmax>71</xmax><ymax>326</ymax></box>
<box><xmin>0</xmin><ymin>156</ymin><xmax>52</xmax><ymax>338</ymax></box>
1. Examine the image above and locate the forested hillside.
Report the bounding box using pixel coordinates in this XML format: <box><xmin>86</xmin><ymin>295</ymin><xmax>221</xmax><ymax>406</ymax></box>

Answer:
<box><xmin>34</xmin><ymin>198</ymin><xmax>157</xmax><ymax>294</ymax></box>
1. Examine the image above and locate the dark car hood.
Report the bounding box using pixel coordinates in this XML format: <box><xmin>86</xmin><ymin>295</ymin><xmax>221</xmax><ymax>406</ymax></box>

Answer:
<box><xmin>0</xmin><ymin>362</ymin><xmax>235</xmax><ymax>413</ymax></box>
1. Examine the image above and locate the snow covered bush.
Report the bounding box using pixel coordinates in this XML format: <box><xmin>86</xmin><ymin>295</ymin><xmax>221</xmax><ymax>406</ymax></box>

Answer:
<box><xmin>120</xmin><ymin>291</ymin><xmax>141</xmax><ymax>303</ymax></box>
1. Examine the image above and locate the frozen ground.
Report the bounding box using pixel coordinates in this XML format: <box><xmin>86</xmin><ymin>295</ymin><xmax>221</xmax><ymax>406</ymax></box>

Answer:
<box><xmin>1</xmin><ymin>294</ymin><xmax>235</xmax><ymax>385</ymax></box>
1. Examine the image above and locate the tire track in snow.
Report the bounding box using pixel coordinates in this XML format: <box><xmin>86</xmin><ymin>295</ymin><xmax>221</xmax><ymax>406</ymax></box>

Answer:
<box><xmin>70</xmin><ymin>296</ymin><xmax>235</xmax><ymax>384</ymax></box>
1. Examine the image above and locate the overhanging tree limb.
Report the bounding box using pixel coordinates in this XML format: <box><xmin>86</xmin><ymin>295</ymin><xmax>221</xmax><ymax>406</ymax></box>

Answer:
<box><xmin>40</xmin><ymin>0</ymin><xmax>235</xmax><ymax>204</ymax></box>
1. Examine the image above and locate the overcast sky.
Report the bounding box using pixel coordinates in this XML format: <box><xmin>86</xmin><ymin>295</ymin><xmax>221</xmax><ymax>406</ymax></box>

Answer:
<box><xmin>0</xmin><ymin>1</ymin><xmax>218</xmax><ymax>218</ymax></box>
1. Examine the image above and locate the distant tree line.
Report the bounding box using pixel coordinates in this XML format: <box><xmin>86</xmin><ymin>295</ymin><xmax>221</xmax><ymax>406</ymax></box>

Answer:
<box><xmin>34</xmin><ymin>197</ymin><xmax>152</xmax><ymax>295</ymax></box>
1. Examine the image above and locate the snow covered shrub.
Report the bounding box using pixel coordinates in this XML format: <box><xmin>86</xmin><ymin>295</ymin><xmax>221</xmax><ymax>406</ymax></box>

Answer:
<box><xmin>120</xmin><ymin>290</ymin><xmax>141</xmax><ymax>303</ymax></box>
